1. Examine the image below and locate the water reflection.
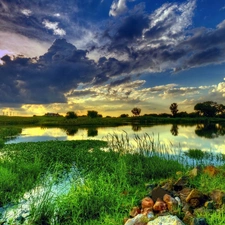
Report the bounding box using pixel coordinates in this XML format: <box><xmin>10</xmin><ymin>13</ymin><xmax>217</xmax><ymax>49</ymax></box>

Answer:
<box><xmin>170</xmin><ymin>124</ymin><xmax>179</xmax><ymax>136</ymax></box>
<box><xmin>63</xmin><ymin>127</ymin><xmax>78</xmax><ymax>136</ymax></box>
<box><xmin>5</xmin><ymin>124</ymin><xmax>225</xmax><ymax>154</ymax></box>
<box><xmin>87</xmin><ymin>128</ymin><xmax>98</xmax><ymax>137</ymax></box>
<box><xmin>195</xmin><ymin>124</ymin><xmax>225</xmax><ymax>139</ymax></box>
<box><xmin>132</xmin><ymin>124</ymin><xmax>142</xmax><ymax>132</ymax></box>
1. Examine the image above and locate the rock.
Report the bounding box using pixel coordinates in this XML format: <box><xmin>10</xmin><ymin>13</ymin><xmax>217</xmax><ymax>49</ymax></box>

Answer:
<box><xmin>161</xmin><ymin>180</ymin><xmax>174</xmax><ymax>192</ymax></box>
<box><xmin>192</xmin><ymin>218</ymin><xmax>209</xmax><ymax>225</ymax></box>
<box><xmin>182</xmin><ymin>211</ymin><xmax>195</xmax><ymax>225</ymax></box>
<box><xmin>163</xmin><ymin>194</ymin><xmax>178</xmax><ymax>212</ymax></box>
<box><xmin>186</xmin><ymin>189</ymin><xmax>204</xmax><ymax>207</ymax></box>
<box><xmin>141</xmin><ymin>208</ymin><xmax>155</xmax><ymax>219</ymax></box>
<box><xmin>175</xmin><ymin>197</ymin><xmax>182</xmax><ymax>207</ymax></box>
<box><xmin>174</xmin><ymin>176</ymin><xmax>189</xmax><ymax>191</ymax></box>
<box><xmin>151</xmin><ymin>186</ymin><xmax>170</xmax><ymax>202</ymax></box>
<box><xmin>152</xmin><ymin>198</ymin><xmax>168</xmax><ymax>213</ymax></box>
<box><xmin>189</xmin><ymin>166</ymin><xmax>202</xmax><ymax>177</ymax></box>
<box><xmin>182</xmin><ymin>203</ymin><xmax>192</xmax><ymax>214</ymax></box>
<box><xmin>141</xmin><ymin>197</ymin><xmax>154</xmax><ymax>210</ymax></box>
<box><xmin>178</xmin><ymin>187</ymin><xmax>192</xmax><ymax>203</ymax></box>
<box><xmin>203</xmin><ymin>165</ymin><xmax>219</xmax><ymax>176</ymax></box>
<box><xmin>209</xmin><ymin>190</ymin><xmax>225</xmax><ymax>208</ymax></box>
<box><xmin>124</xmin><ymin>214</ymin><xmax>148</xmax><ymax>225</ymax></box>
<box><xmin>147</xmin><ymin>215</ymin><xmax>185</xmax><ymax>225</ymax></box>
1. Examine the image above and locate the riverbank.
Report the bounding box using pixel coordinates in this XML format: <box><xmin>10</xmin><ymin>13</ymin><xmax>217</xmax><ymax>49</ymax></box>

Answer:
<box><xmin>1</xmin><ymin>115</ymin><xmax>225</xmax><ymax>127</ymax></box>
<box><xmin>0</xmin><ymin>137</ymin><xmax>225</xmax><ymax>224</ymax></box>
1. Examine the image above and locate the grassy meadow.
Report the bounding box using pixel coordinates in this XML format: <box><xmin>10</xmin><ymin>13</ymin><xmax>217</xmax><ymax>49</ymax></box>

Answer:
<box><xmin>0</xmin><ymin>129</ymin><xmax>225</xmax><ymax>224</ymax></box>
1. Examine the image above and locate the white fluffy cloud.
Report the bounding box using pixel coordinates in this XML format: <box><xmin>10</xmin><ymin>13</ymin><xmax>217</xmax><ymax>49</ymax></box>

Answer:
<box><xmin>109</xmin><ymin>0</ymin><xmax>127</xmax><ymax>16</ymax></box>
<box><xmin>21</xmin><ymin>9</ymin><xmax>32</xmax><ymax>16</ymax></box>
<box><xmin>212</xmin><ymin>78</ymin><xmax>225</xmax><ymax>96</ymax></box>
<box><xmin>42</xmin><ymin>19</ymin><xmax>66</xmax><ymax>36</ymax></box>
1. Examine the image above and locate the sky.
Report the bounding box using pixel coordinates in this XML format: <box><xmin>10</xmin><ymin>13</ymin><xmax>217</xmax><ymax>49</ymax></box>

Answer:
<box><xmin>0</xmin><ymin>0</ymin><xmax>225</xmax><ymax>117</ymax></box>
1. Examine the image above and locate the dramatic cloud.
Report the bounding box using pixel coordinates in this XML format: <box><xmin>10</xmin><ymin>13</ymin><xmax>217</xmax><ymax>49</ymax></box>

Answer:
<box><xmin>0</xmin><ymin>0</ymin><xmax>225</xmax><ymax>116</ymax></box>
<box><xmin>42</xmin><ymin>20</ymin><xmax>66</xmax><ymax>36</ymax></box>
<box><xmin>212</xmin><ymin>78</ymin><xmax>225</xmax><ymax>97</ymax></box>
<box><xmin>109</xmin><ymin>0</ymin><xmax>127</xmax><ymax>16</ymax></box>
<box><xmin>0</xmin><ymin>39</ymin><xmax>99</xmax><ymax>104</ymax></box>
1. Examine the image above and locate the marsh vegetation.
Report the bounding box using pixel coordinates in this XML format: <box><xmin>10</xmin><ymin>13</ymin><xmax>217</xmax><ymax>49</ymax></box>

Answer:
<box><xmin>0</xmin><ymin>131</ymin><xmax>225</xmax><ymax>224</ymax></box>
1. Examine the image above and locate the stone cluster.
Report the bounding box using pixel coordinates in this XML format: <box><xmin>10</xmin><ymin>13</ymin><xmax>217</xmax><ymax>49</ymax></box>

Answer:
<box><xmin>124</xmin><ymin>165</ymin><xmax>225</xmax><ymax>225</ymax></box>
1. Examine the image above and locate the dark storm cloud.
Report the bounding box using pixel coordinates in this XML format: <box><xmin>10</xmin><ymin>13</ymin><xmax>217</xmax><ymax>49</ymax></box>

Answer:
<box><xmin>115</xmin><ymin>14</ymin><xmax>149</xmax><ymax>41</ymax></box>
<box><xmin>102</xmin><ymin>0</ymin><xmax>225</xmax><ymax>74</ymax></box>
<box><xmin>182</xmin><ymin>22</ymin><xmax>225</xmax><ymax>50</ymax></box>
<box><xmin>0</xmin><ymin>39</ymin><xmax>100</xmax><ymax>104</ymax></box>
<box><xmin>0</xmin><ymin>39</ymin><xmax>135</xmax><ymax>104</ymax></box>
<box><xmin>1</xmin><ymin>0</ymin><xmax>225</xmax><ymax>107</ymax></box>
<box><xmin>187</xmin><ymin>47</ymin><xmax>224</xmax><ymax>67</ymax></box>
<box><xmin>173</xmin><ymin>20</ymin><xmax>225</xmax><ymax>71</ymax></box>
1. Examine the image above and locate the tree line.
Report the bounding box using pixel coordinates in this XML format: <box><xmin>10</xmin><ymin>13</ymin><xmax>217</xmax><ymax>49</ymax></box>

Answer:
<box><xmin>168</xmin><ymin>101</ymin><xmax>225</xmax><ymax>118</ymax></box>
<box><xmin>130</xmin><ymin>101</ymin><xmax>225</xmax><ymax>118</ymax></box>
<box><xmin>64</xmin><ymin>101</ymin><xmax>225</xmax><ymax>119</ymax></box>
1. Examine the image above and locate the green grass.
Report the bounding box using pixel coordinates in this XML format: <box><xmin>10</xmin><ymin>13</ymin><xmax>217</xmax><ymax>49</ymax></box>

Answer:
<box><xmin>1</xmin><ymin>134</ymin><xmax>225</xmax><ymax>224</ymax></box>
<box><xmin>184</xmin><ymin>149</ymin><xmax>206</xmax><ymax>160</ymax></box>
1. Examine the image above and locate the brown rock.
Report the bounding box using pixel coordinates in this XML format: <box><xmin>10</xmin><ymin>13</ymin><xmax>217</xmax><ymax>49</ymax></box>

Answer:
<box><xmin>179</xmin><ymin>187</ymin><xmax>192</xmax><ymax>203</ymax></box>
<box><xmin>182</xmin><ymin>202</ymin><xmax>192</xmax><ymax>213</ymax></box>
<box><xmin>189</xmin><ymin>198</ymin><xmax>201</xmax><ymax>208</ymax></box>
<box><xmin>151</xmin><ymin>186</ymin><xmax>170</xmax><ymax>202</ymax></box>
<box><xmin>161</xmin><ymin>180</ymin><xmax>174</xmax><ymax>192</ymax></box>
<box><xmin>203</xmin><ymin>165</ymin><xmax>219</xmax><ymax>176</ymax></box>
<box><xmin>152</xmin><ymin>198</ymin><xmax>168</xmax><ymax>213</ymax></box>
<box><xmin>174</xmin><ymin>176</ymin><xmax>189</xmax><ymax>191</ymax></box>
<box><xmin>209</xmin><ymin>190</ymin><xmax>225</xmax><ymax>208</ymax></box>
<box><xmin>182</xmin><ymin>211</ymin><xmax>195</xmax><ymax>225</ymax></box>
<box><xmin>141</xmin><ymin>197</ymin><xmax>154</xmax><ymax>210</ymax></box>
<box><xmin>163</xmin><ymin>194</ymin><xmax>178</xmax><ymax>212</ymax></box>
<box><xmin>186</xmin><ymin>189</ymin><xmax>203</xmax><ymax>205</ymax></box>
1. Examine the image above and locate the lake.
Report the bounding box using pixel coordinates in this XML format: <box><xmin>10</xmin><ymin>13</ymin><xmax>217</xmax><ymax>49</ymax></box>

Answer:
<box><xmin>6</xmin><ymin>123</ymin><xmax>225</xmax><ymax>154</ymax></box>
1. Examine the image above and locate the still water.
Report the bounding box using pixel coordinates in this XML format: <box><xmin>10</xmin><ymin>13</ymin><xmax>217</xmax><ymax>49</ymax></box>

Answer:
<box><xmin>6</xmin><ymin>124</ymin><xmax>225</xmax><ymax>154</ymax></box>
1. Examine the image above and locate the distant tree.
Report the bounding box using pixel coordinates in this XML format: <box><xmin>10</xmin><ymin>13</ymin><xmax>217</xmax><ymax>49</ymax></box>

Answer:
<box><xmin>170</xmin><ymin>103</ymin><xmax>179</xmax><ymax>117</ymax></box>
<box><xmin>65</xmin><ymin>111</ymin><xmax>77</xmax><ymax>119</ymax></box>
<box><xmin>188</xmin><ymin>112</ymin><xmax>199</xmax><ymax>118</ymax></box>
<box><xmin>87</xmin><ymin>110</ymin><xmax>98</xmax><ymax>118</ymax></box>
<box><xmin>194</xmin><ymin>101</ymin><xmax>217</xmax><ymax>117</ymax></box>
<box><xmin>158</xmin><ymin>113</ymin><xmax>171</xmax><ymax>117</ymax></box>
<box><xmin>131</xmin><ymin>107</ymin><xmax>141</xmax><ymax>116</ymax></box>
<box><xmin>176</xmin><ymin>111</ymin><xmax>188</xmax><ymax>117</ymax></box>
<box><xmin>120</xmin><ymin>114</ymin><xmax>129</xmax><ymax>118</ymax></box>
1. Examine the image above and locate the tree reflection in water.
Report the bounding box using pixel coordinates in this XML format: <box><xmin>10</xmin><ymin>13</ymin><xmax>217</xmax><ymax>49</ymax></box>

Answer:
<box><xmin>170</xmin><ymin>124</ymin><xmax>179</xmax><ymax>136</ymax></box>
<box><xmin>88</xmin><ymin>128</ymin><xmax>98</xmax><ymax>137</ymax></box>
<box><xmin>195</xmin><ymin>123</ymin><xmax>225</xmax><ymax>139</ymax></box>
<box><xmin>132</xmin><ymin>124</ymin><xmax>142</xmax><ymax>132</ymax></box>
<box><xmin>64</xmin><ymin>127</ymin><xmax>78</xmax><ymax>136</ymax></box>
